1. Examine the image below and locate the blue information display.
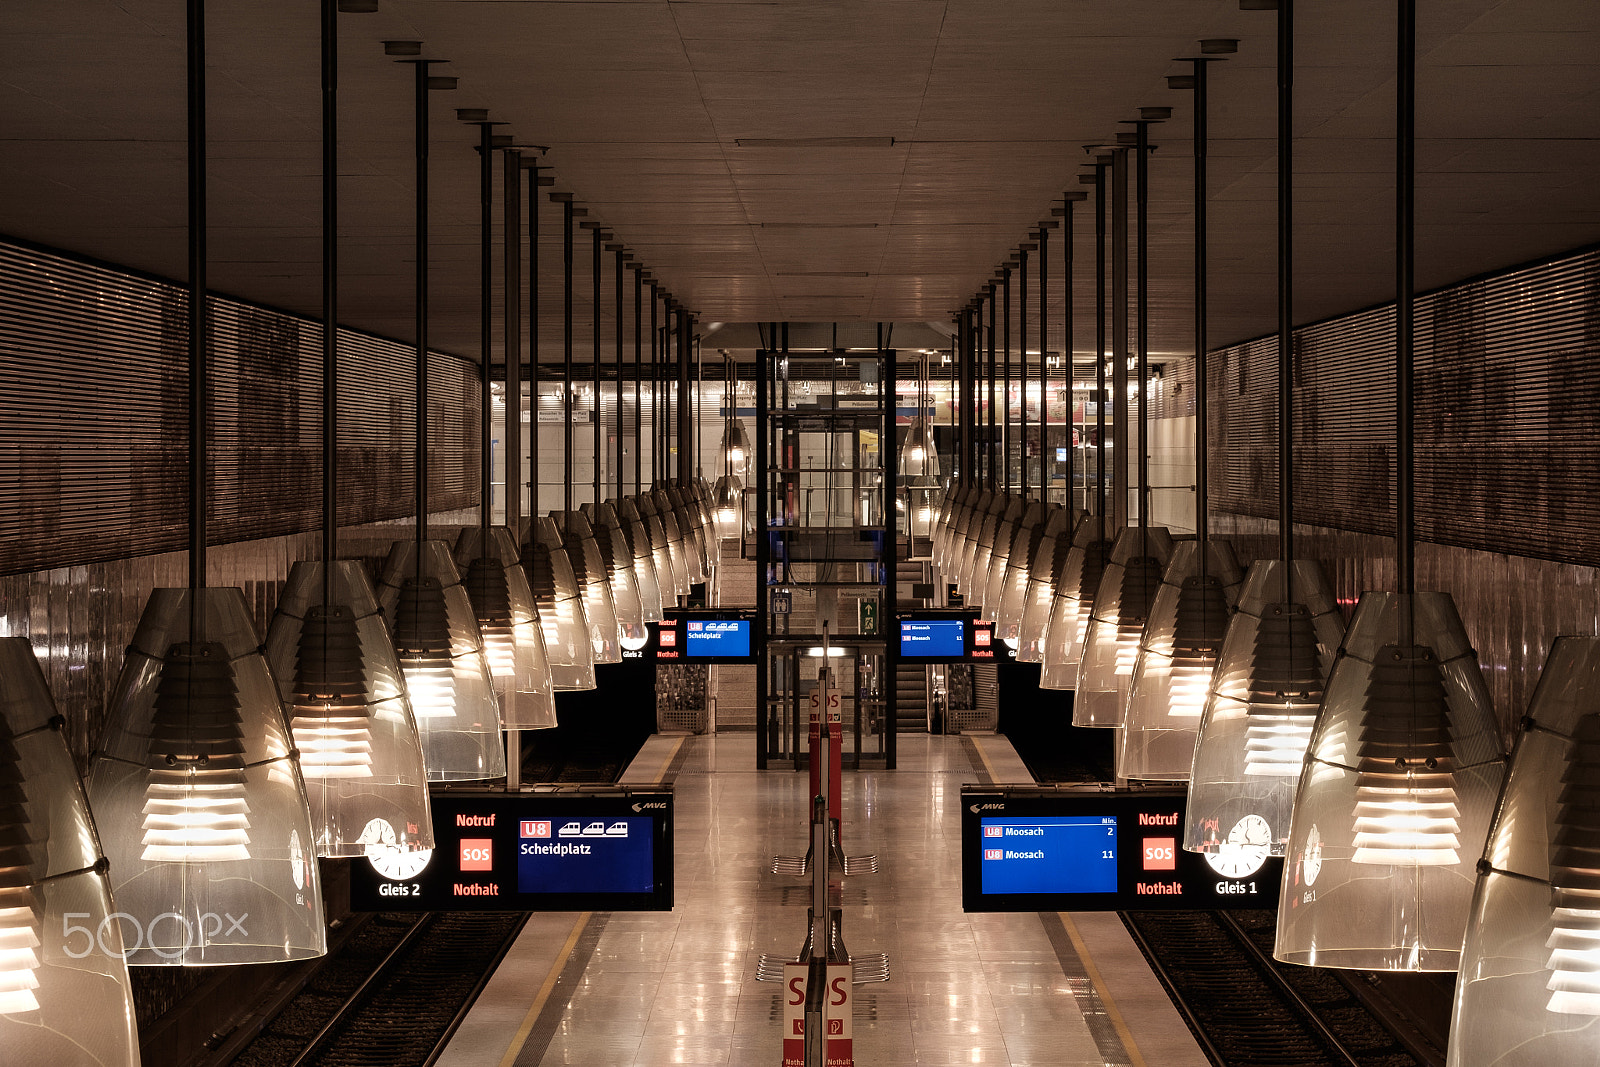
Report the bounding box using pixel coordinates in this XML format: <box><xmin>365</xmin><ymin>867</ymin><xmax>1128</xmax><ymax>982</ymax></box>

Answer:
<box><xmin>518</xmin><ymin>816</ymin><xmax>655</xmax><ymax>894</ymax></box>
<box><xmin>979</xmin><ymin>816</ymin><xmax>1118</xmax><ymax>895</ymax></box>
<box><xmin>685</xmin><ymin>618</ymin><xmax>750</xmax><ymax>658</ymax></box>
<box><xmin>349</xmin><ymin>791</ymin><xmax>673</xmax><ymax>912</ymax></box>
<box><xmin>900</xmin><ymin>619</ymin><xmax>966</xmax><ymax>659</ymax></box>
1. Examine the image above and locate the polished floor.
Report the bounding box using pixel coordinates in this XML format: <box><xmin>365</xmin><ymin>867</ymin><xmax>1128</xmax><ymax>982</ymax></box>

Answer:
<box><xmin>438</xmin><ymin>732</ymin><xmax>1207</xmax><ymax>1067</ymax></box>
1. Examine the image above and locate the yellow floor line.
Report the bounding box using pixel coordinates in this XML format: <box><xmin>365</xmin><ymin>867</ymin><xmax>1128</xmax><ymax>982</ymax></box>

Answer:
<box><xmin>653</xmin><ymin>736</ymin><xmax>684</xmax><ymax>784</ymax></box>
<box><xmin>1059</xmin><ymin>912</ymin><xmax>1148</xmax><ymax>1067</ymax></box>
<box><xmin>971</xmin><ymin>736</ymin><xmax>1001</xmax><ymax>784</ymax></box>
<box><xmin>496</xmin><ymin>912</ymin><xmax>591</xmax><ymax>1067</ymax></box>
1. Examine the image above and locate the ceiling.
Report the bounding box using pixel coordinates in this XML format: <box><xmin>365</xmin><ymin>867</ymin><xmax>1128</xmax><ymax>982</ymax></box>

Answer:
<box><xmin>3</xmin><ymin>0</ymin><xmax>1597</xmax><ymax>363</ymax></box>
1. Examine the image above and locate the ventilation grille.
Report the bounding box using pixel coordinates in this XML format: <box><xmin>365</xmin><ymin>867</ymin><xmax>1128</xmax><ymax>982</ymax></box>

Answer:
<box><xmin>1209</xmin><ymin>248</ymin><xmax>1600</xmax><ymax>567</ymax></box>
<box><xmin>0</xmin><ymin>240</ymin><xmax>480</xmax><ymax>576</ymax></box>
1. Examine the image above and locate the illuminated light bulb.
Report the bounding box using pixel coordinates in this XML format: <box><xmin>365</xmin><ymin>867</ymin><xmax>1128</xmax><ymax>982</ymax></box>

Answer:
<box><xmin>141</xmin><ymin>643</ymin><xmax>253</xmax><ymax>863</ymax></box>
<box><xmin>1184</xmin><ymin>560</ymin><xmax>1343</xmax><ymax>857</ymax></box>
<box><xmin>1075</xmin><ymin>526</ymin><xmax>1173</xmax><ymax>727</ymax></box>
<box><xmin>1120</xmin><ymin>542</ymin><xmax>1242</xmax><ymax>782</ymax></box>
<box><xmin>1275</xmin><ymin>591</ymin><xmax>1504</xmax><ymax>973</ymax></box>
<box><xmin>1038</xmin><ymin>522</ymin><xmax>1114</xmax><ymax>691</ymax></box>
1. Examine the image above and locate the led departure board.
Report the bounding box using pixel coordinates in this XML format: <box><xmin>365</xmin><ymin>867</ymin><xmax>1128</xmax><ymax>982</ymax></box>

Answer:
<box><xmin>962</xmin><ymin>787</ymin><xmax>1282</xmax><ymax>912</ymax></box>
<box><xmin>650</xmin><ymin>611</ymin><xmax>757</xmax><ymax>663</ymax></box>
<box><xmin>350</xmin><ymin>790</ymin><xmax>673</xmax><ymax>912</ymax></box>
<box><xmin>899</xmin><ymin>618</ymin><xmax>966</xmax><ymax>659</ymax></box>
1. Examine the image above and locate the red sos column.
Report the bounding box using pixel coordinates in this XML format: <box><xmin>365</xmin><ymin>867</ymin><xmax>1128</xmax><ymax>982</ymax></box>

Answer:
<box><xmin>825</xmin><ymin>961</ymin><xmax>853</xmax><ymax>1066</ymax></box>
<box><xmin>782</xmin><ymin>962</ymin><xmax>806</xmax><ymax>1067</ymax></box>
<box><xmin>807</xmin><ymin>673</ymin><xmax>843</xmax><ymax>834</ymax></box>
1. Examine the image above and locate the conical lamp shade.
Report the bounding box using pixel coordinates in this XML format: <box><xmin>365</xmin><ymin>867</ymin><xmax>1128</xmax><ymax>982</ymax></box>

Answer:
<box><xmin>1038</xmin><ymin>520</ymin><xmax>1114</xmax><ymax>690</ymax></box>
<box><xmin>665</xmin><ymin>488</ymin><xmax>710</xmax><ymax>583</ymax></box>
<box><xmin>641</xmin><ymin>494</ymin><xmax>691</xmax><ymax>595</ymax></box>
<box><xmin>616</xmin><ymin>497</ymin><xmax>666</xmax><ymax>623</ymax></box>
<box><xmin>983</xmin><ymin>501</ymin><xmax>1041</xmax><ymax>626</ymax></box>
<box><xmin>1449</xmin><ymin>637</ymin><xmax>1600</xmax><ymax>1062</ymax></box>
<box><xmin>711</xmin><ymin>474</ymin><xmax>746</xmax><ymax>542</ymax></box>
<box><xmin>1184</xmin><ymin>559</ymin><xmax>1344</xmax><ymax>857</ymax></box>
<box><xmin>454</xmin><ymin>528</ymin><xmax>559</xmax><ymax>731</ymax></box>
<box><xmin>1016</xmin><ymin>515</ymin><xmax>1077</xmax><ymax>664</ymax></box>
<box><xmin>375</xmin><ymin>542</ymin><xmax>507</xmax><ymax>782</ymax></box>
<box><xmin>521</xmin><ymin>526</ymin><xmax>597</xmax><ymax>691</ymax></box>
<box><xmin>900</xmin><ymin>417</ymin><xmax>940</xmax><ymax>478</ymax></box>
<box><xmin>997</xmin><ymin>505</ymin><xmax>1063</xmax><ymax>645</ymax></box>
<box><xmin>1274</xmin><ymin>591</ymin><xmax>1507</xmax><ymax>971</ymax></box>
<box><xmin>554</xmin><ymin>513</ymin><xmax>622</xmax><ymax>665</ymax></box>
<box><xmin>943</xmin><ymin>486</ymin><xmax>978</xmax><ymax>572</ymax></box>
<box><xmin>720</xmin><ymin>418</ymin><xmax>751</xmax><ymax>480</ymax></box>
<box><xmin>1074</xmin><ymin>526</ymin><xmax>1174</xmax><ymax>726</ymax></box>
<box><xmin>85</xmin><ymin>588</ymin><xmax>328</xmax><ymax>965</ymax></box>
<box><xmin>0</xmin><ymin>639</ymin><xmax>139</xmax><ymax>1063</ymax></box>
<box><xmin>951</xmin><ymin>492</ymin><xmax>994</xmax><ymax>597</ymax></box>
<box><xmin>693</xmin><ymin>479</ymin><xmax>723</xmax><ymax>568</ymax></box>
<box><xmin>263</xmin><ymin>561</ymin><xmax>436</xmax><ymax>857</ymax></box>
<box><xmin>963</xmin><ymin>497</ymin><xmax>1014</xmax><ymax>608</ymax></box>
<box><xmin>933</xmin><ymin>485</ymin><xmax>968</xmax><ymax>571</ymax></box>
<box><xmin>587</xmin><ymin>502</ymin><xmax>649</xmax><ymax>648</ymax></box>
<box><xmin>905</xmin><ymin>475</ymin><xmax>941</xmax><ymax>557</ymax></box>
<box><xmin>1118</xmin><ymin>541</ymin><xmax>1244</xmax><ymax>781</ymax></box>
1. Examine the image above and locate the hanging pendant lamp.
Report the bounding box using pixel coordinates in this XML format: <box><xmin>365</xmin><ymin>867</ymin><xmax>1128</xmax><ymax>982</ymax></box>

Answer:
<box><xmin>1015</xmin><ymin>516</ymin><xmax>1074</xmax><ymax>664</ymax></box>
<box><xmin>265</xmin><ymin>0</ymin><xmax>432</xmax><ymax>860</ymax></box>
<box><xmin>587</xmin><ymin>501</ymin><xmax>650</xmax><ymax>646</ymax></box>
<box><xmin>85</xmin><ymin>0</ymin><xmax>325</xmax><ymax>966</ymax></box>
<box><xmin>87</xmin><ymin>590</ymin><xmax>328</xmax><ymax>964</ymax></box>
<box><xmin>719</xmin><ymin>418</ymin><xmax>751</xmax><ymax>481</ymax></box>
<box><xmin>454</xmin><ymin>528</ymin><xmax>558</xmax><ymax>730</ymax></box>
<box><xmin>522</xmin><ymin>518</ymin><xmax>597</xmax><ymax>691</ymax></box>
<box><xmin>1039</xmin><ymin>517</ymin><xmax>1114</xmax><ymax>690</ymax></box>
<box><xmin>265</xmin><ymin>562</ymin><xmax>435</xmax><ymax>854</ymax></box>
<box><xmin>1119</xmin><ymin>540</ymin><xmax>1243</xmax><ymax>780</ymax></box>
<box><xmin>1074</xmin><ymin>525</ymin><xmax>1174</xmax><ymax>725</ymax></box>
<box><xmin>557</xmin><ymin>511</ymin><xmax>622</xmax><ymax>664</ymax></box>
<box><xmin>1185</xmin><ymin>559</ymin><xmax>1343</xmax><ymax>855</ymax></box>
<box><xmin>1448</xmin><ymin>638</ymin><xmax>1600</xmax><ymax>1062</ymax></box>
<box><xmin>616</xmin><ymin>497</ymin><xmax>667</xmax><ymax>622</ymax></box>
<box><xmin>992</xmin><ymin>502</ymin><xmax>1054</xmax><ymax>642</ymax></box>
<box><xmin>1274</xmin><ymin>0</ymin><xmax>1506</xmax><ymax>972</ymax></box>
<box><xmin>960</xmin><ymin>495</ymin><xmax>1010</xmax><ymax>606</ymax></box>
<box><xmin>667</xmin><ymin>486</ymin><xmax>711</xmax><ymax>582</ymax></box>
<box><xmin>0</xmin><ymin>640</ymin><xmax>139</xmax><ymax>1063</ymax></box>
<box><xmin>638</xmin><ymin>493</ymin><xmax>689</xmax><ymax>597</ymax></box>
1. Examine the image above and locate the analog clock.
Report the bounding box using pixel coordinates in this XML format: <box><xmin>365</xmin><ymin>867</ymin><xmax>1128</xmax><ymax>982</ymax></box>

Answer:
<box><xmin>1302</xmin><ymin>824</ymin><xmax>1323</xmax><ymax>887</ymax></box>
<box><xmin>1205</xmin><ymin>814</ymin><xmax>1271</xmax><ymax>879</ymax></box>
<box><xmin>289</xmin><ymin>830</ymin><xmax>306</xmax><ymax>890</ymax></box>
<box><xmin>361</xmin><ymin>817</ymin><xmax>433</xmax><ymax>881</ymax></box>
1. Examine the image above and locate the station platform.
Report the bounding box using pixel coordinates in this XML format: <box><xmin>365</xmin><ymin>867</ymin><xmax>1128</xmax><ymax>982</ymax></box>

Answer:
<box><xmin>436</xmin><ymin>732</ymin><xmax>1208</xmax><ymax>1067</ymax></box>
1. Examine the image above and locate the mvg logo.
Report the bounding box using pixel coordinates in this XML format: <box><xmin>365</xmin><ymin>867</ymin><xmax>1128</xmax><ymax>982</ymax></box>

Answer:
<box><xmin>520</xmin><ymin>820</ymin><xmax>551</xmax><ymax>839</ymax></box>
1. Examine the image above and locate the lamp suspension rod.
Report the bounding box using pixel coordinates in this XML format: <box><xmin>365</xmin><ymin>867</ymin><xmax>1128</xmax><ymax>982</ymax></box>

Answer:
<box><xmin>1277</xmin><ymin>2</ymin><xmax>1296</xmax><ymax>581</ymax></box>
<box><xmin>1038</xmin><ymin>224</ymin><xmax>1048</xmax><ymax>503</ymax></box>
<box><xmin>527</xmin><ymin>158</ymin><xmax>540</xmax><ymax>523</ymax></box>
<box><xmin>1110</xmin><ymin>147</ymin><xmax>1129</xmax><ymax>532</ymax></box>
<box><xmin>1019</xmin><ymin>245</ymin><xmax>1030</xmax><ymax>502</ymax></box>
<box><xmin>413</xmin><ymin>58</ymin><xmax>431</xmax><ymax>552</ymax></box>
<box><xmin>650</xmin><ymin>282</ymin><xmax>658</xmax><ymax>485</ymax></box>
<box><xmin>319</xmin><ymin>0</ymin><xmax>336</xmax><ymax>605</ymax></box>
<box><xmin>478</xmin><ymin>120</ymin><xmax>493</xmax><ymax>541</ymax></box>
<box><xmin>592</xmin><ymin>223</ymin><xmax>602</xmax><ymax>508</ymax></box>
<box><xmin>616</xmin><ymin>244</ymin><xmax>625</xmax><ymax>500</ymax></box>
<box><xmin>1061</xmin><ymin>198</ymin><xmax>1074</xmax><ymax>516</ymax></box>
<box><xmin>562</xmin><ymin>196</ymin><xmax>573</xmax><ymax>512</ymax></box>
<box><xmin>1096</xmin><ymin>158</ymin><xmax>1109</xmax><ymax>541</ymax></box>
<box><xmin>188</xmin><ymin>0</ymin><xmax>208</xmax><ymax>606</ymax></box>
<box><xmin>1002</xmin><ymin>266</ymin><xmax>1011</xmax><ymax>496</ymax></box>
<box><xmin>503</xmin><ymin>148</ymin><xmax>522</xmax><ymax>536</ymax></box>
<box><xmin>1192</xmin><ymin>57</ymin><xmax>1214</xmax><ymax>564</ymax></box>
<box><xmin>634</xmin><ymin>265</ymin><xmax>643</xmax><ymax>495</ymax></box>
<box><xmin>1135</xmin><ymin>120</ymin><xmax>1151</xmax><ymax>542</ymax></box>
<box><xmin>1396</xmin><ymin>0</ymin><xmax>1416</xmax><ymax>597</ymax></box>
<box><xmin>987</xmin><ymin>287</ymin><xmax>997</xmax><ymax>489</ymax></box>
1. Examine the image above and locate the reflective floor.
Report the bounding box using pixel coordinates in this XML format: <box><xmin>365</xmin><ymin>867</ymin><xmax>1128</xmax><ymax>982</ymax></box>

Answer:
<box><xmin>439</xmin><ymin>733</ymin><xmax>1205</xmax><ymax>1067</ymax></box>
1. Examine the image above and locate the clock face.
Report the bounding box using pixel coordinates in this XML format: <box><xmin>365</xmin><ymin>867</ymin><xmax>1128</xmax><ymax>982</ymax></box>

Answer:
<box><xmin>361</xmin><ymin>818</ymin><xmax>433</xmax><ymax>881</ymax></box>
<box><xmin>1205</xmin><ymin>814</ymin><xmax>1271</xmax><ymax>879</ymax></box>
<box><xmin>1302</xmin><ymin>824</ymin><xmax>1323</xmax><ymax>887</ymax></box>
<box><xmin>289</xmin><ymin>830</ymin><xmax>306</xmax><ymax>890</ymax></box>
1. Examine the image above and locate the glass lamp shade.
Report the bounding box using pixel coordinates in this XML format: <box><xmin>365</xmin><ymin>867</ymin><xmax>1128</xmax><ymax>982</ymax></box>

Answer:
<box><xmin>554</xmin><ymin>513</ymin><xmax>623</xmax><ymax>665</ymax></box>
<box><xmin>900</xmin><ymin>417</ymin><xmax>940</xmax><ymax>478</ymax></box>
<box><xmin>711</xmin><ymin>475</ymin><xmax>746</xmax><ymax>542</ymax></box>
<box><xmin>0</xmin><ymin>639</ymin><xmax>139</xmax><ymax>1064</ymax></box>
<box><xmin>615</xmin><ymin>498</ymin><xmax>666</xmax><ymax>623</ymax></box>
<box><xmin>943</xmin><ymin>486</ymin><xmax>979</xmax><ymax>573</ymax></box>
<box><xmin>961</xmin><ymin>497</ymin><xmax>1012</xmax><ymax>605</ymax></box>
<box><xmin>637</xmin><ymin>495</ymin><xmax>688</xmax><ymax>597</ymax></box>
<box><xmin>1183</xmin><ymin>559</ymin><xmax>1344</xmax><ymax>857</ymax></box>
<box><xmin>933</xmin><ymin>486</ymin><xmax>968</xmax><ymax>571</ymax></box>
<box><xmin>1074</xmin><ymin>526</ymin><xmax>1175</xmax><ymax>726</ymax></box>
<box><xmin>375</xmin><ymin>542</ymin><xmax>507</xmax><ymax>782</ymax></box>
<box><xmin>1274</xmin><ymin>592</ymin><xmax>1507</xmax><ymax>971</ymax></box>
<box><xmin>1118</xmin><ymin>541</ymin><xmax>1244</xmax><ymax>781</ymax></box>
<box><xmin>1039</xmin><ymin>521</ymin><xmax>1115</xmax><ymax>690</ymax></box>
<box><xmin>720</xmin><ymin>418</ymin><xmax>751</xmax><ymax>480</ymax></box>
<box><xmin>998</xmin><ymin>505</ymin><xmax>1064</xmax><ymax>646</ymax></box>
<box><xmin>983</xmin><ymin>501</ymin><xmax>1041</xmax><ymax>625</ymax></box>
<box><xmin>520</xmin><ymin>527</ymin><xmax>597</xmax><ymax>691</ymax></box>
<box><xmin>1015</xmin><ymin>529</ymin><xmax>1069</xmax><ymax>664</ymax></box>
<box><xmin>453</xmin><ymin>528</ymin><xmax>559</xmax><ymax>731</ymax></box>
<box><xmin>84</xmin><ymin>588</ymin><xmax>328</xmax><ymax>965</ymax></box>
<box><xmin>666</xmin><ymin>488</ymin><xmax>711</xmax><ymax>582</ymax></box>
<box><xmin>262</xmin><ymin>561</ymin><xmax>436</xmax><ymax>857</ymax></box>
<box><xmin>1449</xmin><ymin>637</ymin><xmax>1600</xmax><ymax>1063</ymax></box>
<box><xmin>587</xmin><ymin>503</ymin><xmax>650</xmax><ymax>648</ymax></box>
<box><xmin>950</xmin><ymin>491</ymin><xmax>993</xmax><ymax>594</ymax></box>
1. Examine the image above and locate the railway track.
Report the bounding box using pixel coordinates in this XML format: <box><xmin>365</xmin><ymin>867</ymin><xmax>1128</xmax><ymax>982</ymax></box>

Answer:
<box><xmin>1120</xmin><ymin>909</ymin><xmax>1441</xmax><ymax>1067</ymax></box>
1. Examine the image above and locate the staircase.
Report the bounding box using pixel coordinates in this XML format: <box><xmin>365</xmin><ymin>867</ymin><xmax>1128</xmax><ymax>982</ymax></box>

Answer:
<box><xmin>894</xmin><ymin>550</ymin><xmax>931</xmax><ymax>732</ymax></box>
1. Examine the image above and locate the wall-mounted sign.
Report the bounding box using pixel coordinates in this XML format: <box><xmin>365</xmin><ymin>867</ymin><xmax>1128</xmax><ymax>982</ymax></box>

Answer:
<box><xmin>351</xmin><ymin>791</ymin><xmax>673</xmax><ymax>912</ymax></box>
<box><xmin>961</xmin><ymin>787</ymin><xmax>1282</xmax><ymax>912</ymax></box>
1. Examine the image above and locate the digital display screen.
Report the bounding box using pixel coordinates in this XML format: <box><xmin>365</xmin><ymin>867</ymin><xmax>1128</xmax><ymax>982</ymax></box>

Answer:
<box><xmin>900</xmin><ymin>619</ymin><xmax>966</xmax><ymax>659</ymax></box>
<box><xmin>685</xmin><ymin>618</ymin><xmax>750</xmax><ymax>658</ymax></box>
<box><xmin>350</xmin><ymin>791</ymin><xmax>673</xmax><ymax>912</ymax></box>
<box><xmin>962</xmin><ymin>788</ymin><xmax>1282</xmax><ymax>912</ymax></box>
<box><xmin>980</xmin><ymin>817</ymin><xmax>1118</xmax><ymax>894</ymax></box>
